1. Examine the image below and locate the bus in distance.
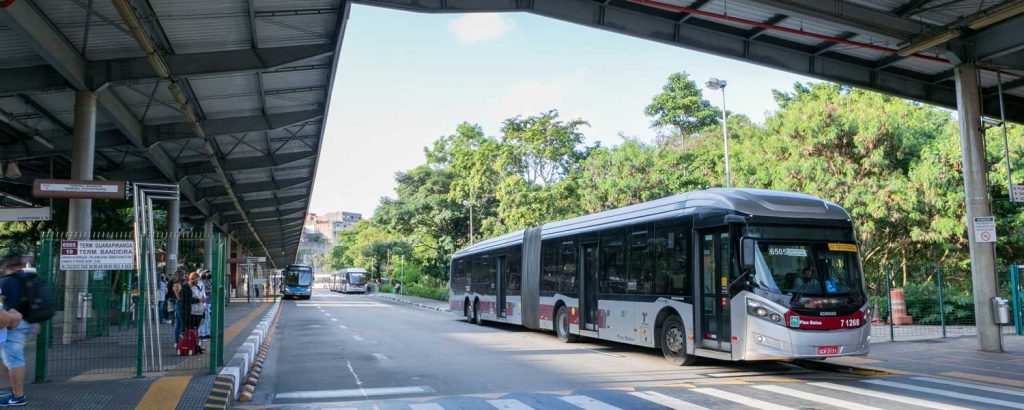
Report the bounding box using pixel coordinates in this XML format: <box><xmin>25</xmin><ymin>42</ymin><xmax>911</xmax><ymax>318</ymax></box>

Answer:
<box><xmin>283</xmin><ymin>264</ymin><xmax>313</xmax><ymax>299</ymax></box>
<box><xmin>339</xmin><ymin>268</ymin><xmax>369</xmax><ymax>293</ymax></box>
<box><xmin>449</xmin><ymin>189</ymin><xmax>870</xmax><ymax>365</ymax></box>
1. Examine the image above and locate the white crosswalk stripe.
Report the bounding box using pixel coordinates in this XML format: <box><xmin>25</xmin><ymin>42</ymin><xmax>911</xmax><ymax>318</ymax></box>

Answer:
<box><xmin>692</xmin><ymin>387</ymin><xmax>795</xmax><ymax>410</ymax></box>
<box><xmin>628</xmin><ymin>391</ymin><xmax>710</xmax><ymax>409</ymax></box>
<box><xmin>810</xmin><ymin>382</ymin><xmax>972</xmax><ymax>410</ymax></box>
<box><xmin>912</xmin><ymin>376</ymin><xmax>1024</xmax><ymax>398</ymax></box>
<box><xmin>752</xmin><ymin>384</ymin><xmax>883</xmax><ymax>410</ymax></box>
<box><xmin>487</xmin><ymin>399</ymin><xmax>536</xmax><ymax>410</ymax></box>
<box><xmin>559</xmin><ymin>395</ymin><xmax>623</xmax><ymax>410</ymax></box>
<box><xmin>864</xmin><ymin>379</ymin><xmax>1023</xmax><ymax>408</ymax></box>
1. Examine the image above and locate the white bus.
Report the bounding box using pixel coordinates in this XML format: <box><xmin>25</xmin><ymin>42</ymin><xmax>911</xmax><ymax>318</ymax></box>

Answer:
<box><xmin>449</xmin><ymin>189</ymin><xmax>870</xmax><ymax>365</ymax></box>
<box><xmin>339</xmin><ymin>268</ymin><xmax>369</xmax><ymax>294</ymax></box>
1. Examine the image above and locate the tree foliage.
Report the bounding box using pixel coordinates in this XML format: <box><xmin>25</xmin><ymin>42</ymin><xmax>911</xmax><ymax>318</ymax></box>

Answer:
<box><xmin>644</xmin><ymin>72</ymin><xmax>721</xmax><ymax>136</ymax></box>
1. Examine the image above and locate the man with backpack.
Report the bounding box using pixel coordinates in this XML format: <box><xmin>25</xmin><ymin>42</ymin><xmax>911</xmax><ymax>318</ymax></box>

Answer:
<box><xmin>0</xmin><ymin>249</ymin><xmax>49</xmax><ymax>407</ymax></box>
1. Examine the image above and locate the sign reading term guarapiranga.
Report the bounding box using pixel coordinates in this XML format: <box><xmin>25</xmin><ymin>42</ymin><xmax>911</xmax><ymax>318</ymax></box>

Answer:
<box><xmin>60</xmin><ymin>240</ymin><xmax>135</xmax><ymax>271</ymax></box>
<box><xmin>973</xmin><ymin>216</ymin><xmax>997</xmax><ymax>243</ymax></box>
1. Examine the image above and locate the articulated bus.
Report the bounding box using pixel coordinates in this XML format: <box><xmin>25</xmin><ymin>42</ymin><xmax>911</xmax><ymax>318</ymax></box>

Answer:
<box><xmin>339</xmin><ymin>268</ymin><xmax>369</xmax><ymax>293</ymax></box>
<box><xmin>283</xmin><ymin>264</ymin><xmax>313</xmax><ymax>299</ymax></box>
<box><xmin>449</xmin><ymin>189</ymin><xmax>870</xmax><ymax>365</ymax></box>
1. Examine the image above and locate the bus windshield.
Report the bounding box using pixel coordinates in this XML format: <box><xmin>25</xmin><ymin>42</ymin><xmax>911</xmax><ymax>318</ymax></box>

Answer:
<box><xmin>751</xmin><ymin>242</ymin><xmax>865</xmax><ymax>309</ymax></box>
<box><xmin>286</xmin><ymin>268</ymin><xmax>313</xmax><ymax>286</ymax></box>
<box><xmin>348</xmin><ymin>273</ymin><xmax>366</xmax><ymax>285</ymax></box>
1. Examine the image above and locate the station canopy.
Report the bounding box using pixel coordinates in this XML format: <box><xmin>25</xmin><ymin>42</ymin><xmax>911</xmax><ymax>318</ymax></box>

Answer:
<box><xmin>2</xmin><ymin>0</ymin><xmax>1023</xmax><ymax>267</ymax></box>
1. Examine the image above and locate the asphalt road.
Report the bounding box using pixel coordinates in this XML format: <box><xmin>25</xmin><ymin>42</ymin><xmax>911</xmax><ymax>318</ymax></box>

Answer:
<box><xmin>245</xmin><ymin>289</ymin><xmax>1024</xmax><ymax>409</ymax></box>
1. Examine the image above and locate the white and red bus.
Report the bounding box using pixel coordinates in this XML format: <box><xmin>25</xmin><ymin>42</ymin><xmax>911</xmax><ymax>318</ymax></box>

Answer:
<box><xmin>449</xmin><ymin>189</ymin><xmax>870</xmax><ymax>365</ymax></box>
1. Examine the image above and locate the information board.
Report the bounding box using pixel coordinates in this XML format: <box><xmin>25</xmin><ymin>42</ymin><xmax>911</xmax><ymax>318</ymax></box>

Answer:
<box><xmin>973</xmin><ymin>216</ymin><xmax>997</xmax><ymax>243</ymax></box>
<box><xmin>60</xmin><ymin>240</ymin><xmax>135</xmax><ymax>271</ymax></box>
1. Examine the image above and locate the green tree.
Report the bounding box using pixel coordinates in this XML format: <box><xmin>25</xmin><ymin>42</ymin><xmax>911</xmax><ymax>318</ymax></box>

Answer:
<box><xmin>644</xmin><ymin>72</ymin><xmax>721</xmax><ymax>136</ymax></box>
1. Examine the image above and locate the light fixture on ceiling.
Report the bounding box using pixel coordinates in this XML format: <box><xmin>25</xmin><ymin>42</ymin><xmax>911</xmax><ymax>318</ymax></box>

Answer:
<box><xmin>898</xmin><ymin>28</ymin><xmax>961</xmax><ymax>57</ymax></box>
<box><xmin>5</xmin><ymin>161</ymin><xmax>21</xmax><ymax>179</ymax></box>
<box><xmin>968</xmin><ymin>2</ymin><xmax>1024</xmax><ymax>30</ymax></box>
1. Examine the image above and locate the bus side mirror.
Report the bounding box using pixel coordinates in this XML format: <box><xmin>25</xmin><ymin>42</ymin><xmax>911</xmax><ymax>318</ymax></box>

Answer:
<box><xmin>741</xmin><ymin>238</ymin><xmax>755</xmax><ymax>270</ymax></box>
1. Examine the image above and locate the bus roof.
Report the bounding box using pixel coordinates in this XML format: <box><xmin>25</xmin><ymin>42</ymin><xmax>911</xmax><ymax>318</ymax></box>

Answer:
<box><xmin>453</xmin><ymin>189</ymin><xmax>849</xmax><ymax>258</ymax></box>
<box><xmin>340</xmin><ymin>268</ymin><xmax>368</xmax><ymax>274</ymax></box>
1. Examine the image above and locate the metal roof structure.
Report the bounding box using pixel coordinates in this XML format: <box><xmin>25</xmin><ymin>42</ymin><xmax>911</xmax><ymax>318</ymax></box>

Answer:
<box><xmin>363</xmin><ymin>0</ymin><xmax>1024</xmax><ymax>123</ymax></box>
<box><xmin>2</xmin><ymin>0</ymin><xmax>1023</xmax><ymax>268</ymax></box>
<box><xmin>0</xmin><ymin>0</ymin><xmax>349</xmax><ymax>268</ymax></box>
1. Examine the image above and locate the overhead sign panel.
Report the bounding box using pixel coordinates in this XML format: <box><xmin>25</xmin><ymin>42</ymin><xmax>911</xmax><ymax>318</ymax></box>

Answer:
<box><xmin>60</xmin><ymin>240</ymin><xmax>135</xmax><ymax>271</ymax></box>
<box><xmin>33</xmin><ymin>179</ymin><xmax>127</xmax><ymax>200</ymax></box>
<box><xmin>0</xmin><ymin>207</ymin><xmax>50</xmax><ymax>221</ymax></box>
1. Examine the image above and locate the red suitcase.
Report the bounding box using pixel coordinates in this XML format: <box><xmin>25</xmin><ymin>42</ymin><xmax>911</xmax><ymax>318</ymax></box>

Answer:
<box><xmin>178</xmin><ymin>329</ymin><xmax>199</xmax><ymax>356</ymax></box>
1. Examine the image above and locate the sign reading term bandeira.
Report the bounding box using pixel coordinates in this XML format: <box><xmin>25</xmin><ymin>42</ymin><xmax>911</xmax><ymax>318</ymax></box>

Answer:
<box><xmin>60</xmin><ymin>240</ymin><xmax>135</xmax><ymax>271</ymax></box>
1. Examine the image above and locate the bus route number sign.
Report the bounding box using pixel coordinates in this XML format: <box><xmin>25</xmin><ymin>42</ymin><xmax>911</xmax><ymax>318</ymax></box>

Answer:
<box><xmin>60</xmin><ymin>240</ymin><xmax>135</xmax><ymax>271</ymax></box>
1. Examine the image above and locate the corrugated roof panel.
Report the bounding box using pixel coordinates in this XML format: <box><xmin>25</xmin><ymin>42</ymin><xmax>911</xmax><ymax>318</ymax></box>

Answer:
<box><xmin>151</xmin><ymin>0</ymin><xmax>251</xmax><ymax>53</ymax></box>
<box><xmin>891</xmin><ymin>57</ymin><xmax>951</xmax><ymax>75</ymax></box>
<box><xmin>0</xmin><ymin>25</ymin><xmax>48</xmax><ymax>69</ymax></box>
<box><xmin>34</xmin><ymin>0</ymin><xmax>146</xmax><ymax>60</ymax></box>
<box><xmin>265</xmin><ymin>90</ymin><xmax>325</xmax><ymax>112</ymax></box>
<box><xmin>256</xmin><ymin>14</ymin><xmax>336</xmax><ymax>48</ymax></box>
<box><xmin>762</xmin><ymin>29</ymin><xmax>829</xmax><ymax>47</ymax></box>
<box><xmin>260</xmin><ymin>68</ymin><xmax>329</xmax><ymax>90</ymax></box>
<box><xmin>189</xmin><ymin>74</ymin><xmax>259</xmax><ymax>100</ymax></box>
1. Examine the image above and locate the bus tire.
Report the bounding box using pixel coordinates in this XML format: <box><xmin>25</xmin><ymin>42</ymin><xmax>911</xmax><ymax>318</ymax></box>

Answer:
<box><xmin>472</xmin><ymin>300</ymin><xmax>483</xmax><ymax>325</ymax></box>
<box><xmin>555</xmin><ymin>306</ymin><xmax>578</xmax><ymax>343</ymax></box>
<box><xmin>661</xmin><ymin>315</ymin><xmax>695</xmax><ymax>366</ymax></box>
<box><xmin>463</xmin><ymin>300</ymin><xmax>471</xmax><ymax>321</ymax></box>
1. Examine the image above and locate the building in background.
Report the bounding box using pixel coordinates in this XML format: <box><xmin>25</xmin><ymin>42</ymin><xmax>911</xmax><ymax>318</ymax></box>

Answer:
<box><xmin>298</xmin><ymin>211</ymin><xmax>363</xmax><ymax>270</ymax></box>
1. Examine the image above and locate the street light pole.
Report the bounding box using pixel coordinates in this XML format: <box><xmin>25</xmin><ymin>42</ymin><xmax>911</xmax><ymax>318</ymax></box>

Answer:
<box><xmin>462</xmin><ymin>200</ymin><xmax>474</xmax><ymax>244</ymax></box>
<box><xmin>706</xmin><ymin>78</ymin><xmax>731</xmax><ymax>188</ymax></box>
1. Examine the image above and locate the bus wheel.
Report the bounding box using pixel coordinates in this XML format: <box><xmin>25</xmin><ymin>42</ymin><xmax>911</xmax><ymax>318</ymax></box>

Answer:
<box><xmin>661</xmin><ymin>315</ymin><xmax>695</xmax><ymax>366</ymax></box>
<box><xmin>463</xmin><ymin>300</ymin><xmax>471</xmax><ymax>321</ymax></box>
<box><xmin>472</xmin><ymin>300</ymin><xmax>483</xmax><ymax>325</ymax></box>
<box><xmin>555</xmin><ymin>306</ymin><xmax>579</xmax><ymax>343</ymax></box>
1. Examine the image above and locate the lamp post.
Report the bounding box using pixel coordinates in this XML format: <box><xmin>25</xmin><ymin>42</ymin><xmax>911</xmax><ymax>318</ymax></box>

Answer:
<box><xmin>705</xmin><ymin>78</ymin><xmax>731</xmax><ymax>188</ymax></box>
<box><xmin>462</xmin><ymin>200</ymin><xmax>474</xmax><ymax>244</ymax></box>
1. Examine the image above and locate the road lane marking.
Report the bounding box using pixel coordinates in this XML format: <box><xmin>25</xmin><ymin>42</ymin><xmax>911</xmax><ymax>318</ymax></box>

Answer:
<box><xmin>559</xmin><ymin>395</ymin><xmax>622</xmax><ymax>410</ymax></box>
<box><xmin>409</xmin><ymin>404</ymin><xmax>445</xmax><ymax>410</ymax></box>
<box><xmin>629</xmin><ymin>391</ymin><xmax>709</xmax><ymax>409</ymax></box>
<box><xmin>339</xmin><ymin>325</ymin><xmax>348</xmax><ymax>329</ymax></box>
<box><xmin>353</xmin><ymin>335</ymin><xmax>364</xmax><ymax>341</ymax></box>
<box><xmin>275</xmin><ymin>386</ymin><xmax>434</xmax><ymax>400</ymax></box>
<box><xmin>863</xmin><ymin>380</ymin><xmax>1022</xmax><ymax>408</ymax></box>
<box><xmin>325</xmin><ymin>313</ymin><xmax>332</xmax><ymax>316</ymax></box>
<box><xmin>941</xmin><ymin>371</ymin><xmax>1024</xmax><ymax>389</ymax></box>
<box><xmin>753</xmin><ymin>385</ymin><xmax>882</xmax><ymax>410</ymax></box>
<box><xmin>331</xmin><ymin>318</ymin><xmax>338</xmax><ymax>322</ymax></box>
<box><xmin>487</xmin><ymin>399</ymin><xmax>535</xmax><ymax>410</ymax></box>
<box><xmin>372</xmin><ymin>353</ymin><xmax>389</xmax><ymax>361</ymax></box>
<box><xmin>913</xmin><ymin>376</ymin><xmax>1024</xmax><ymax>397</ymax></box>
<box><xmin>583</xmin><ymin>348</ymin><xmax>625</xmax><ymax>358</ymax></box>
<box><xmin>308</xmin><ymin>325</ymin><xmax>321</xmax><ymax>328</ymax></box>
<box><xmin>810</xmin><ymin>382</ymin><xmax>971</xmax><ymax>410</ymax></box>
<box><xmin>692</xmin><ymin>388</ymin><xmax>794</xmax><ymax>410</ymax></box>
<box><xmin>345</xmin><ymin>359</ymin><xmax>367</xmax><ymax>399</ymax></box>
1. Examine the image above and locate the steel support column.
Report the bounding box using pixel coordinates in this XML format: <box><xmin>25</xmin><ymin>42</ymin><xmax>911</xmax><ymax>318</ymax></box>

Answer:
<box><xmin>64</xmin><ymin>90</ymin><xmax>97</xmax><ymax>343</ymax></box>
<box><xmin>954</xmin><ymin>63</ymin><xmax>1003</xmax><ymax>352</ymax></box>
<box><xmin>204</xmin><ymin>218</ymin><xmax>214</xmax><ymax>269</ymax></box>
<box><xmin>165</xmin><ymin>200</ymin><xmax>180</xmax><ymax>276</ymax></box>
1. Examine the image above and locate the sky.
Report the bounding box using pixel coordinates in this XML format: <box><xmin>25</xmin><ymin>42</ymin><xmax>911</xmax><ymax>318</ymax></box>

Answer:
<box><xmin>308</xmin><ymin>4</ymin><xmax>816</xmax><ymax>217</ymax></box>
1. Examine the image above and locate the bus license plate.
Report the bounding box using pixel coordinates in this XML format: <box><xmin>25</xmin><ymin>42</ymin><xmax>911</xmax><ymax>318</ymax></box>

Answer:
<box><xmin>817</xmin><ymin>346</ymin><xmax>839</xmax><ymax>355</ymax></box>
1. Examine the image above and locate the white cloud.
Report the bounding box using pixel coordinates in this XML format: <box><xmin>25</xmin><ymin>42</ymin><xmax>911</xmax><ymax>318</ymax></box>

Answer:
<box><xmin>447</xmin><ymin>14</ymin><xmax>514</xmax><ymax>44</ymax></box>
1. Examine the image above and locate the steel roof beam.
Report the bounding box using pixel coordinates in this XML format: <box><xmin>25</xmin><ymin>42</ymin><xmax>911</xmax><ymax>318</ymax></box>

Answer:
<box><xmin>743</xmin><ymin>0</ymin><xmax>929</xmax><ymax>40</ymax></box>
<box><xmin>145</xmin><ymin>109</ymin><xmax>322</xmax><ymax>145</ymax></box>
<box><xmin>196</xmin><ymin>177</ymin><xmax>309</xmax><ymax>198</ymax></box>
<box><xmin>180</xmin><ymin>150</ymin><xmax>315</xmax><ymax>176</ymax></box>
<box><xmin>0</xmin><ymin>0</ymin><xmax>87</xmax><ymax>89</ymax></box>
<box><xmin>747</xmin><ymin>14</ymin><xmax>787</xmax><ymax>40</ymax></box>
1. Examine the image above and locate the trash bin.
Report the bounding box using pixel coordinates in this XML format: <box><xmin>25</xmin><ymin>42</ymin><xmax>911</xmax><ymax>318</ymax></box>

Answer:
<box><xmin>992</xmin><ymin>297</ymin><xmax>1010</xmax><ymax>325</ymax></box>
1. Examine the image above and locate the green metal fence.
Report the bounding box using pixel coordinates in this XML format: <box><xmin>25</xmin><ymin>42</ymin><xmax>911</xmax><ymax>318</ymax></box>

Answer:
<box><xmin>869</xmin><ymin>264</ymin><xmax>1018</xmax><ymax>342</ymax></box>
<box><xmin>26</xmin><ymin>231</ymin><xmax>226</xmax><ymax>382</ymax></box>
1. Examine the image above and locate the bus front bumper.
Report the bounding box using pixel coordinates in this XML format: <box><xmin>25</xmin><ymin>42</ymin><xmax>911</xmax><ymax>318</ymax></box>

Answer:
<box><xmin>740</xmin><ymin>317</ymin><xmax>871</xmax><ymax>361</ymax></box>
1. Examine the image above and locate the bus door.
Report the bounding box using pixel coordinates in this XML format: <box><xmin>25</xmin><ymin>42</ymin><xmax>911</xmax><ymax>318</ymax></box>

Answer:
<box><xmin>699</xmin><ymin>228</ymin><xmax>732</xmax><ymax>351</ymax></box>
<box><xmin>580</xmin><ymin>242</ymin><xmax>599</xmax><ymax>331</ymax></box>
<box><xmin>496</xmin><ymin>255</ymin><xmax>507</xmax><ymax>318</ymax></box>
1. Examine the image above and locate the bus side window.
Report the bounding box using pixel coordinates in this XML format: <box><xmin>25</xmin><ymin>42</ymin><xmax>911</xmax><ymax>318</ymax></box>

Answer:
<box><xmin>655</xmin><ymin>222</ymin><xmax>691</xmax><ymax>297</ymax></box>
<box><xmin>602</xmin><ymin>229</ymin><xmax>626</xmax><ymax>295</ymax></box>
<box><xmin>507</xmin><ymin>245</ymin><xmax>521</xmax><ymax>295</ymax></box>
<box><xmin>541</xmin><ymin>241</ymin><xmax>558</xmax><ymax>294</ymax></box>
<box><xmin>629</xmin><ymin>229</ymin><xmax>651</xmax><ymax>294</ymax></box>
<box><xmin>560</xmin><ymin>240</ymin><xmax>577</xmax><ymax>296</ymax></box>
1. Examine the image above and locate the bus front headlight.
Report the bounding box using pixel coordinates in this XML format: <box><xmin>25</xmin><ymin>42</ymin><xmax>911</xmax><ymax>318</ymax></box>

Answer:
<box><xmin>746</xmin><ymin>298</ymin><xmax>785</xmax><ymax>326</ymax></box>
